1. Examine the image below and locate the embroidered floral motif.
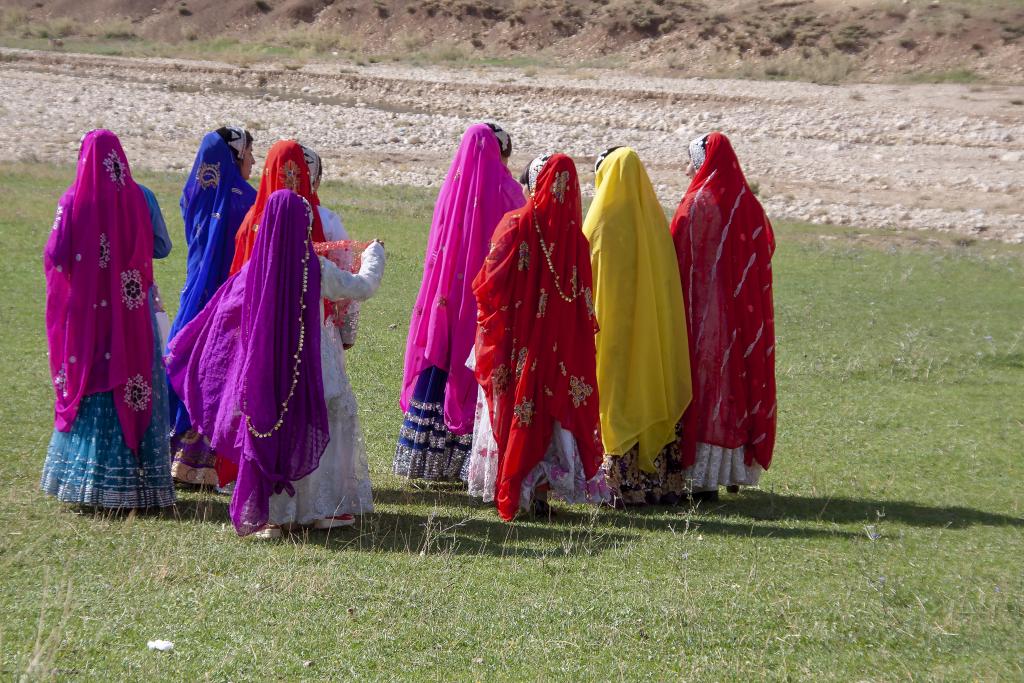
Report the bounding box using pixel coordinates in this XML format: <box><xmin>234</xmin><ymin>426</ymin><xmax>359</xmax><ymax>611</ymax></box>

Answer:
<box><xmin>279</xmin><ymin>159</ymin><xmax>302</xmax><ymax>191</ymax></box>
<box><xmin>437</xmin><ymin>296</ymin><xmax>448</xmax><ymax>308</ymax></box>
<box><xmin>559</xmin><ymin>361</ymin><xmax>568</xmax><ymax>376</ymax></box>
<box><xmin>550</xmin><ymin>170</ymin><xmax>570</xmax><ymax>203</ymax></box>
<box><xmin>120</xmin><ymin>269</ymin><xmax>144</xmax><ymax>310</ymax></box>
<box><xmin>124</xmin><ymin>374</ymin><xmax>152</xmax><ymax>411</ymax></box>
<box><xmin>537</xmin><ymin>289</ymin><xmax>548</xmax><ymax>318</ymax></box>
<box><xmin>518</xmin><ymin>241</ymin><xmax>530</xmax><ymax>271</ymax></box>
<box><xmin>197</xmin><ymin>161</ymin><xmax>221</xmax><ymax>189</ymax></box>
<box><xmin>514</xmin><ymin>347</ymin><xmax>528</xmax><ymax>380</ymax></box>
<box><xmin>98</xmin><ymin>233</ymin><xmax>110</xmax><ymax>269</ymax></box>
<box><xmin>513</xmin><ymin>399</ymin><xmax>534</xmax><ymax>426</ymax></box>
<box><xmin>51</xmin><ymin>205</ymin><xmax>63</xmax><ymax>232</ymax></box>
<box><xmin>104</xmin><ymin>150</ymin><xmax>127</xmax><ymax>187</ymax></box>
<box><xmin>492</xmin><ymin>364</ymin><xmax>510</xmax><ymax>395</ymax></box>
<box><xmin>54</xmin><ymin>366</ymin><xmax>67</xmax><ymax>398</ymax></box>
<box><xmin>544</xmin><ymin>386</ymin><xmax>553</xmax><ymax>397</ymax></box>
<box><xmin>569</xmin><ymin>375</ymin><xmax>594</xmax><ymax>407</ymax></box>
<box><xmin>584</xmin><ymin>286</ymin><xmax>595</xmax><ymax>318</ymax></box>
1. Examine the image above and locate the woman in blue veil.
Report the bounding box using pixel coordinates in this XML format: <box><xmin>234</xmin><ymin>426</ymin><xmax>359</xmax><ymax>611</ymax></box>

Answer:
<box><xmin>168</xmin><ymin>126</ymin><xmax>257</xmax><ymax>487</ymax></box>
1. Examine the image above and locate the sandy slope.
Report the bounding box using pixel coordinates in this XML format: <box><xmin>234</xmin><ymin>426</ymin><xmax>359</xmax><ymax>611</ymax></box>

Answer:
<box><xmin>2</xmin><ymin>48</ymin><xmax>1021</xmax><ymax>242</ymax></box>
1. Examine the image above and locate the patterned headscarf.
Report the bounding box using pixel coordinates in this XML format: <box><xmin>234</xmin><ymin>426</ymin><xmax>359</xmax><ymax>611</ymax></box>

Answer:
<box><xmin>594</xmin><ymin>146</ymin><xmax>623</xmax><ymax>173</ymax></box>
<box><xmin>527</xmin><ymin>154</ymin><xmax>552</xmax><ymax>194</ymax></box>
<box><xmin>301</xmin><ymin>144</ymin><xmax>322</xmax><ymax>187</ymax></box>
<box><xmin>485</xmin><ymin>122</ymin><xmax>513</xmax><ymax>158</ymax></box>
<box><xmin>229</xmin><ymin>139</ymin><xmax>324</xmax><ymax>274</ymax></box>
<box><xmin>688</xmin><ymin>134</ymin><xmax>710</xmax><ymax>172</ymax></box>
<box><xmin>216</xmin><ymin>126</ymin><xmax>251</xmax><ymax>165</ymax></box>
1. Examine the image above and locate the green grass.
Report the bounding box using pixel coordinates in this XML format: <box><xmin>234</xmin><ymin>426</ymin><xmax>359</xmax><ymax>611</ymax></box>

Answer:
<box><xmin>1</xmin><ymin>162</ymin><xmax>1022</xmax><ymax>680</ymax></box>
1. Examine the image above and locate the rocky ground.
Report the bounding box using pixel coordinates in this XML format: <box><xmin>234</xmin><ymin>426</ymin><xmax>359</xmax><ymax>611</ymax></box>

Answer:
<box><xmin>2</xmin><ymin>47</ymin><xmax>1022</xmax><ymax>242</ymax></box>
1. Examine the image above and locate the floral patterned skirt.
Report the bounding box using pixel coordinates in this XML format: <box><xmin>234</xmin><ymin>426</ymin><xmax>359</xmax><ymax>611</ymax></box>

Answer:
<box><xmin>520</xmin><ymin>421</ymin><xmax>610</xmax><ymax>512</ymax></box>
<box><xmin>602</xmin><ymin>421</ymin><xmax>686</xmax><ymax>506</ymax></box>
<box><xmin>465</xmin><ymin>384</ymin><xmax>499</xmax><ymax>501</ymax></box>
<box><xmin>393</xmin><ymin>366</ymin><xmax>472</xmax><ymax>481</ymax></box>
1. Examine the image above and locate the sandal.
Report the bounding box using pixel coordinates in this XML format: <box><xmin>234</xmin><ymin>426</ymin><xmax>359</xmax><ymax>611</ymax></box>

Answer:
<box><xmin>254</xmin><ymin>524</ymin><xmax>283</xmax><ymax>539</ymax></box>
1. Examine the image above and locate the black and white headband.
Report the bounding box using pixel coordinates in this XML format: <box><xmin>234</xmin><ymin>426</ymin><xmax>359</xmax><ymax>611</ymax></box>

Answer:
<box><xmin>301</xmin><ymin>145</ymin><xmax>322</xmax><ymax>186</ymax></box>
<box><xmin>689</xmin><ymin>134</ymin><xmax>710</xmax><ymax>172</ymax></box>
<box><xmin>594</xmin><ymin>146</ymin><xmax>623</xmax><ymax>173</ymax></box>
<box><xmin>525</xmin><ymin>154</ymin><xmax>552</xmax><ymax>194</ymax></box>
<box><xmin>485</xmin><ymin>122</ymin><xmax>513</xmax><ymax>158</ymax></box>
<box><xmin>218</xmin><ymin>126</ymin><xmax>249</xmax><ymax>163</ymax></box>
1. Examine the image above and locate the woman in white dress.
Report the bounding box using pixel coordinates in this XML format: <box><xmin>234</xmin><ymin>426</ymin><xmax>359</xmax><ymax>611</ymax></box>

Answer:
<box><xmin>265</xmin><ymin>147</ymin><xmax>384</xmax><ymax>534</ymax></box>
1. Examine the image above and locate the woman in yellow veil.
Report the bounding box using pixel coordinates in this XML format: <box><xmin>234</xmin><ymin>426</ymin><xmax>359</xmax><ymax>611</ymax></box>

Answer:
<box><xmin>583</xmin><ymin>147</ymin><xmax>692</xmax><ymax>506</ymax></box>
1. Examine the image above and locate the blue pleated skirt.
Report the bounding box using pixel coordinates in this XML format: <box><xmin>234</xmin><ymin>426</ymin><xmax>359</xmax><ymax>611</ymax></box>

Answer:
<box><xmin>40</xmin><ymin>295</ymin><xmax>175</xmax><ymax>509</ymax></box>
<box><xmin>392</xmin><ymin>366</ymin><xmax>472</xmax><ymax>482</ymax></box>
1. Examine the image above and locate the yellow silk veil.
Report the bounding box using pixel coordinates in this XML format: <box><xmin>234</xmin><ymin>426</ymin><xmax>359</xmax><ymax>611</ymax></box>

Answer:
<box><xmin>582</xmin><ymin>147</ymin><xmax>692</xmax><ymax>471</ymax></box>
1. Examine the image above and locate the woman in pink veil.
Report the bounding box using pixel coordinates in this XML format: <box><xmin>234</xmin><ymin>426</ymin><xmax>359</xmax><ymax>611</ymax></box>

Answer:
<box><xmin>393</xmin><ymin>123</ymin><xmax>525</xmax><ymax>481</ymax></box>
<box><xmin>41</xmin><ymin>129</ymin><xmax>176</xmax><ymax>509</ymax></box>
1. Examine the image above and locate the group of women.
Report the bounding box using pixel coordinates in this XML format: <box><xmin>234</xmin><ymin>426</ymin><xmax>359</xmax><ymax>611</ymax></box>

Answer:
<box><xmin>41</xmin><ymin>120</ymin><xmax>776</xmax><ymax>537</ymax></box>
<box><xmin>392</xmin><ymin>124</ymin><xmax>776</xmax><ymax>520</ymax></box>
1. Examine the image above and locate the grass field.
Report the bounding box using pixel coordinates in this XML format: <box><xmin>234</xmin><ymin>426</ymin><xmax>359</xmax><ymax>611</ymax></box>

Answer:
<box><xmin>1</xmin><ymin>162</ymin><xmax>1022</xmax><ymax>681</ymax></box>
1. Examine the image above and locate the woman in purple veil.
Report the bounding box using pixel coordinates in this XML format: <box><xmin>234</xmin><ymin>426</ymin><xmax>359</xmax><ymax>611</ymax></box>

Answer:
<box><xmin>393</xmin><ymin>122</ymin><xmax>524</xmax><ymax>482</ymax></box>
<box><xmin>167</xmin><ymin>188</ymin><xmax>386</xmax><ymax>536</ymax></box>
<box><xmin>167</xmin><ymin>189</ymin><xmax>328</xmax><ymax>535</ymax></box>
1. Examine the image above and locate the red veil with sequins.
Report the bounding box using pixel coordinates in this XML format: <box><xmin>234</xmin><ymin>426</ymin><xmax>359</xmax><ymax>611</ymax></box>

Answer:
<box><xmin>473</xmin><ymin>154</ymin><xmax>603</xmax><ymax>520</ymax></box>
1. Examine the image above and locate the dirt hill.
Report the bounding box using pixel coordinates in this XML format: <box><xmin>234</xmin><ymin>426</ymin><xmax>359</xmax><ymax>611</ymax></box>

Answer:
<box><xmin>3</xmin><ymin>0</ymin><xmax>1023</xmax><ymax>82</ymax></box>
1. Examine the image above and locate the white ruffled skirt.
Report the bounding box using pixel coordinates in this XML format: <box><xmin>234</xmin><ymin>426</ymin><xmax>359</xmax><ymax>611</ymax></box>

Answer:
<box><xmin>686</xmin><ymin>442</ymin><xmax>762</xmax><ymax>492</ymax></box>
<box><xmin>268</xmin><ymin>324</ymin><xmax>374</xmax><ymax>525</ymax></box>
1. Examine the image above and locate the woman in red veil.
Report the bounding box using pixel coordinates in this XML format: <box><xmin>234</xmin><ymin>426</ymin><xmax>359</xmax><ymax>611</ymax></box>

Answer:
<box><xmin>670</xmin><ymin>132</ymin><xmax>777</xmax><ymax>502</ymax></box>
<box><xmin>473</xmin><ymin>154</ymin><xmax>609</xmax><ymax>520</ymax></box>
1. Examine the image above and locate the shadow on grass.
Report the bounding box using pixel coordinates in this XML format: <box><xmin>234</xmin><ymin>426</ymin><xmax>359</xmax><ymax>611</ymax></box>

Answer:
<box><xmin>171</xmin><ymin>486</ymin><xmax>859</xmax><ymax>556</ymax></box>
<box><xmin>707</xmin><ymin>490</ymin><xmax>1024</xmax><ymax>529</ymax></box>
<box><xmin>169</xmin><ymin>484</ymin><xmax>1020</xmax><ymax>557</ymax></box>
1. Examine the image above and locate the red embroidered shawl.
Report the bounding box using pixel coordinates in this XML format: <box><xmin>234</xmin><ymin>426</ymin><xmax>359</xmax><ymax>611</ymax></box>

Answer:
<box><xmin>473</xmin><ymin>154</ymin><xmax>602</xmax><ymax>520</ymax></box>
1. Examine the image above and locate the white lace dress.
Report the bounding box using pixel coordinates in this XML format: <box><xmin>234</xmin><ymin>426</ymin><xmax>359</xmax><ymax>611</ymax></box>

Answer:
<box><xmin>687</xmin><ymin>444</ymin><xmax>762</xmax><ymax>492</ymax></box>
<box><xmin>465</xmin><ymin>349</ymin><xmax>500</xmax><ymax>501</ymax></box>
<box><xmin>267</xmin><ymin>221</ymin><xmax>384</xmax><ymax>525</ymax></box>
